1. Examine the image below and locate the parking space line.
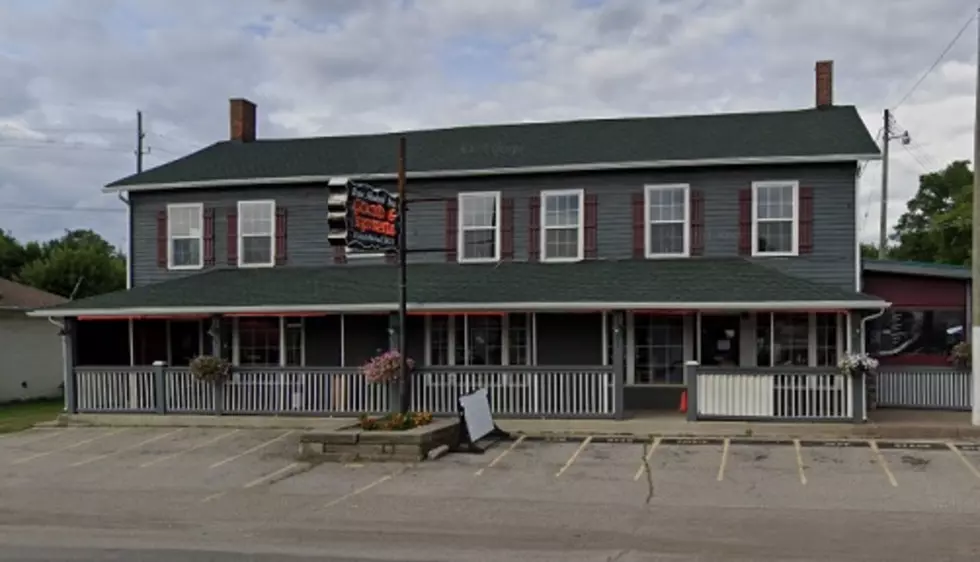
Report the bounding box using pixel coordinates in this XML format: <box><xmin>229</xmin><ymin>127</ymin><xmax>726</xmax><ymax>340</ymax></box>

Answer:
<box><xmin>10</xmin><ymin>429</ymin><xmax>128</xmax><ymax>465</ymax></box>
<box><xmin>716</xmin><ymin>438</ymin><xmax>730</xmax><ymax>481</ymax></box>
<box><xmin>868</xmin><ymin>440</ymin><xmax>898</xmax><ymax>487</ymax></box>
<box><xmin>1</xmin><ymin>430</ymin><xmax>64</xmax><ymax>446</ymax></box>
<box><xmin>633</xmin><ymin>437</ymin><xmax>662</xmax><ymax>481</ymax></box>
<box><xmin>140</xmin><ymin>429</ymin><xmax>240</xmax><ymax>469</ymax></box>
<box><xmin>555</xmin><ymin>436</ymin><xmax>592</xmax><ymax>478</ymax></box>
<box><xmin>243</xmin><ymin>462</ymin><xmax>303</xmax><ymax>489</ymax></box>
<box><xmin>323</xmin><ymin>473</ymin><xmax>396</xmax><ymax>509</ymax></box>
<box><xmin>209</xmin><ymin>430</ymin><xmax>294</xmax><ymax>470</ymax></box>
<box><xmin>475</xmin><ymin>435</ymin><xmax>525</xmax><ymax>476</ymax></box>
<box><xmin>69</xmin><ymin>428</ymin><xmax>185</xmax><ymax>468</ymax></box>
<box><xmin>200</xmin><ymin>491</ymin><xmax>226</xmax><ymax>504</ymax></box>
<box><xmin>947</xmin><ymin>442</ymin><xmax>980</xmax><ymax>480</ymax></box>
<box><xmin>794</xmin><ymin>439</ymin><xmax>807</xmax><ymax>485</ymax></box>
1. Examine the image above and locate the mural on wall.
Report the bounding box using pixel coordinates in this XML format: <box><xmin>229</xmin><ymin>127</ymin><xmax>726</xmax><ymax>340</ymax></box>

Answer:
<box><xmin>867</xmin><ymin>309</ymin><xmax>965</xmax><ymax>358</ymax></box>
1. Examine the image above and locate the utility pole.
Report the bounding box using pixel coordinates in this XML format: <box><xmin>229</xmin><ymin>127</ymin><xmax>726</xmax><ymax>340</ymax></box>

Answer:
<box><xmin>879</xmin><ymin>109</ymin><xmax>891</xmax><ymax>258</ymax></box>
<box><xmin>878</xmin><ymin>109</ymin><xmax>911</xmax><ymax>258</ymax></box>
<box><xmin>971</xmin><ymin>5</ymin><xmax>980</xmax><ymax>426</ymax></box>
<box><xmin>135</xmin><ymin>110</ymin><xmax>147</xmax><ymax>173</ymax></box>
<box><xmin>396</xmin><ymin>136</ymin><xmax>410</xmax><ymax>414</ymax></box>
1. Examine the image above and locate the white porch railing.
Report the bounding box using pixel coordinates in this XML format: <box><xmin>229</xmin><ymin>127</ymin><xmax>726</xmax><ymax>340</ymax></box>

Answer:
<box><xmin>69</xmin><ymin>365</ymin><xmax>615</xmax><ymax>418</ymax></box>
<box><xmin>695</xmin><ymin>368</ymin><xmax>854</xmax><ymax>421</ymax></box>
<box><xmin>75</xmin><ymin>367</ymin><xmax>156</xmax><ymax>412</ymax></box>
<box><xmin>875</xmin><ymin>367</ymin><xmax>972</xmax><ymax>411</ymax></box>
<box><xmin>413</xmin><ymin>367</ymin><xmax>615</xmax><ymax>417</ymax></box>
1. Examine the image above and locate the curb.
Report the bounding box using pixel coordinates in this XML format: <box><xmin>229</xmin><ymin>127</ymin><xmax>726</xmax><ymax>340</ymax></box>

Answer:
<box><xmin>510</xmin><ymin>432</ymin><xmax>980</xmax><ymax>448</ymax></box>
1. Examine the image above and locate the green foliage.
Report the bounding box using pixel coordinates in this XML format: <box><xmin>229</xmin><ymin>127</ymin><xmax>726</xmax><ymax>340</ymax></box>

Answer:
<box><xmin>0</xmin><ymin>228</ymin><xmax>125</xmax><ymax>299</ymax></box>
<box><xmin>889</xmin><ymin>160</ymin><xmax>973</xmax><ymax>265</ymax></box>
<box><xmin>189</xmin><ymin>355</ymin><xmax>232</xmax><ymax>382</ymax></box>
<box><xmin>357</xmin><ymin>411</ymin><xmax>434</xmax><ymax>431</ymax></box>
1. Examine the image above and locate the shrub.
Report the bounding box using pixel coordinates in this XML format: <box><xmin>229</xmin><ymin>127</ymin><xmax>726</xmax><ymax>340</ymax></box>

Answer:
<box><xmin>357</xmin><ymin>411</ymin><xmax>434</xmax><ymax>431</ymax></box>
<box><xmin>361</xmin><ymin>349</ymin><xmax>415</xmax><ymax>383</ymax></box>
<box><xmin>189</xmin><ymin>355</ymin><xmax>231</xmax><ymax>383</ymax></box>
<box><xmin>950</xmin><ymin>342</ymin><xmax>971</xmax><ymax>369</ymax></box>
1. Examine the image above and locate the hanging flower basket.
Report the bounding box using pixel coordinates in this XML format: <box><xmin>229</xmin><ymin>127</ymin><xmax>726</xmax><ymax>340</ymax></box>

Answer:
<box><xmin>361</xmin><ymin>349</ymin><xmax>415</xmax><ymax>383</ymax></box>
<box><xmin>838</xmin><ymin>352</ymin><xmax>878</xmax><ymax>378</ymax></box>
<box><xmin>950</xmin><ymin>342</ymin><xmax>971</xmax><ymax>370</ymax></box>
<box><xmin>189</xmin><ymin>355</ymin><xmax>232</xmax><ymax>383</ymax></box>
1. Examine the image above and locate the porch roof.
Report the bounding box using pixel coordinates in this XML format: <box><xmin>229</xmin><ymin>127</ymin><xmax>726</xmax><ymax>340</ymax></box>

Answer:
<box><xmin>28</xmin><ymin>258</ymin><xmax>887</xmax><ymax>317</ymax></box>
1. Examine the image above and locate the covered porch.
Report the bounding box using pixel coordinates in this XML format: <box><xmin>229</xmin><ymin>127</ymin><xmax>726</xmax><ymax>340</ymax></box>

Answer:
<box><xmin>31</xmin><ymin>258</ymin><xmax>888</xmax><ymax>422</ymax></box>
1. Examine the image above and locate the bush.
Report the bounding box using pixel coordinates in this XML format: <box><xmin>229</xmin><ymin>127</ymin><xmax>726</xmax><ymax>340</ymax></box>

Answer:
<box><xmin>950</xmin><ymin>342</ymin><xmax>971</xmax><ymax>369</ymax></box>
<box><xmin>357</xmin><ymin>411</ymin><xmax>433</xmax><ymax>431</ymax></box>
<box><xmin>189</xmin><ymin>355</ymin><xmax>231</xmax><ymax>383</ymax></box>
<box><xmin>361</xmin><ymin>349</ymin><xmax>415</xmax><ymax>383</ymax></box>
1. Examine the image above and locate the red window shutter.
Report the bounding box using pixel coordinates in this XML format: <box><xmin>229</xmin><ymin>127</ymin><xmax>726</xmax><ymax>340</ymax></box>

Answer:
<box><xmin>226</xmin><ymin>208</ymin><xmax>238</xmax><ymax>265</ymax></box>
<box><xmin>631</xmin><ymin>193</ymin><xmax>645</xmax><ymax>259</ymax></box>
<box><xmin>156</xmin><ymin>210</ymin><xmax>167</xmax><ymax>268</ymax></box>
<box><xmin>690</xmin><ymin>190</ymin><xmax>704</xmax><ymax>256</ymax></box>
<box><xmin>528</xmin><ymin>196</ymin><xmax>541</xmax><ymax>262</ymax></box>
<box><xmin>275</xmin><ymin>208</ymin><xmax>288</xmax><ymax>264</ymax></box>
<box><xmin>333</xmin><ymin>246</ymin><xmax>347</xmax><ymax>265</ymax></box>
<box><xmin>501</xmin><ymin>197</ymin><xmax>515</xmax><ymax>261</ymax></box>
<box><xmin>203</xmin><ymin>208</ymin><xmax>215</xmax><ymax>266</ymax></box>
<box><xmin>799</xmin><ymin>187</ymin><xmax>814</xmax><ymax>254</ymax></box>
<box><xmin>445</xmin><ymin>199</ymin><xmax>458</xmax><ymax>262</ymax></box>
<box><xmin>738</xmin><ymin>189</ymin><xmax>752</xmax><ymax>255</ymax></box>
<box><xmin>584</xmin><ymin>193</ymin><xmax>598</xmax><ymax>259</ymax></box>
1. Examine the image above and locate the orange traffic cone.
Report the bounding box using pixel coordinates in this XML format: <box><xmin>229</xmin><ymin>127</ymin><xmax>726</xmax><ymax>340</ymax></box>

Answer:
<box><xmin>679</xmin><ymin>390</ymin><xmax>688</xmax><ymax>413</ymax></box>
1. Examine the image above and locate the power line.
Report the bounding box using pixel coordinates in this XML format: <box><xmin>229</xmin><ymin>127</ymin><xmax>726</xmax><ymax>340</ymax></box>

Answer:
<box><xmin>892</xmin><ymin>11</ymin><xmax>976</xmax><ymax>111</ymax></box>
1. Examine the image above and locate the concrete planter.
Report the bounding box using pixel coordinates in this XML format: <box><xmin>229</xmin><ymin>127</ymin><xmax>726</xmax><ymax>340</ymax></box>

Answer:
<box><xmin>297</xmin><ymin>417</ymin><xmax>460</xmax><ymax>462</ymax></box>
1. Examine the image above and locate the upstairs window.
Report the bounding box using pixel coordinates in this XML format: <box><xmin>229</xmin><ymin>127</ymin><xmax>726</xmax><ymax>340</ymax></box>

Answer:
<box><xmin>540</xmin><ymin>189</ymin><xmax>584</xmax><ymax>262</ymax></box>
<box><xmin>752</xmin><ymin>181</ymin><xmax>798</xmax><ymax>256</ymax></box>
<box><xmin>238</xmin><ymin>200</ymin><xmax>275</xmax><ymax>267</ymax></box>
<box><xmin>167</xmin><ymin>203</ymin><xmax>203</xmax><ymax>269</ymax></box>
<box><xmin>458</xmin><ymin>192</ymin><xmax>500</xmax><ymax>263</ymax></box>
<box><xmin>645</xmin><ymin>184</ymin><xmax>689</xmax><ymax>257</ymax></box>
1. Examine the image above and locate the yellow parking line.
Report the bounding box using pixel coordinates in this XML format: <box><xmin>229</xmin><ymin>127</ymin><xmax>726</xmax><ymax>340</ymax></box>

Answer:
<box><xmin>633</xmin><ymin>437</ymin><xmax>662</xmax><ymax>481</ymax></box>
<box><xmin>947</xmin><ymin>442</ymin><xmax>980</xmax><ymax>480</ymax></box>
<box><xmin>140</xmin><ymin>429</ymin><xmax>241</xmax><ymax>468</ymax></box>
<box><xmin>794</xmin><ymin>439</ymin><xmax>807</xmax><ymax>485</ymax></box>
<box><xmin>323</xmin><ymin>473</ymin><xmax>395</xmax><ymax>509</ymax></box>
<box><xmin>10</xmin><ymin>429</ymin><xmax>127</xmax><ymax>465</ymax></box>
<box><xmin>209</xmin><ymin>430</ymin><xmax>293</xmax><ymax>470</ymax></box>
<box><xmin>868</xmin><ymin>440</ymin><xmax>898</xmax><ymax>487</ymax></box>
<box><xmin>69</xmin><ymin>428</ymin><xmax>184</xmax><ymax>468</ymax></box>
<box><xmin>716</xmin><ymin>438</ymin><xmax>730</xmax><ymax>481</ymax></box>
<box><xmin>555</xmin><ymin>436</ymin><xmax>592</xmax><ymax>478</ymax></box>
<box><xmin>475</xmin><ymin>435</ymin><xmax>525</xmax><ymax>476</ymax></box>
<box><xmin>243</xmin><ymin>462</ymin><xmax>303</xmax><ymax>489</ymax></box>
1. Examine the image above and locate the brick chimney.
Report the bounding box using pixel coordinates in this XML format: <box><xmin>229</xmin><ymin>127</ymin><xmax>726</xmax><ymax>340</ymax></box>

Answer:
<box><xmin>815</xmin><ymin>60</ymin><xmax>833</xmax><ymax>108</ymax></box>
<box><xmin>230</xmin><ymin>98</ymin><xmax>256</xmax><ymax>142</ymax></box>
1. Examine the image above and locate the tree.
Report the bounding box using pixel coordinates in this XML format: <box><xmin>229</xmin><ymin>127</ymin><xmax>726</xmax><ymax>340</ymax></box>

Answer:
<box><xmin>889</xmin><ymin>160</ymin><xmax>973</xmax><ymax>265</ymax></box>
<box><xmin>0</xmin><ymin>228</ymin><xmax>125</xmax><ymax>299</ymax></box>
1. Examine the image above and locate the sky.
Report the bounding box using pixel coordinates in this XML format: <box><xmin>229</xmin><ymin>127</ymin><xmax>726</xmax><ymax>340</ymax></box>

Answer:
<box><xmin>0</xmin><ymin>0</ymin><xmax>977</xmax><ymax>252</ymax></box>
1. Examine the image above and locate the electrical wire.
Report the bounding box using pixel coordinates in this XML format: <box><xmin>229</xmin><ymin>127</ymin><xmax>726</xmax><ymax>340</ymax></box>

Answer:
<box><xmin>892</xmin><ymin>11</ymin><xmax>976</xmax><ymax>111</ymax></box>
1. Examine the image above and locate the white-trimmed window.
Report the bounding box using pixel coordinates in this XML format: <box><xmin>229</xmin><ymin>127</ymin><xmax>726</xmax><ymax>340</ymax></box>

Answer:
<box><xmin>752</xmin><ymin>180</ymin><xmax>798</xmax><ymax>256</ymax></box>
<box><xmin>238</xmin><ymin>200</ymin><xmax>275</xmax><ymax>267</ymax></box>
<box><xmin>458</xmin><ymin>192</ymin><xmax>500</xmax><ymax>262</ymax></box>
<box><xmin>540</xmin><ymin>189</ymin><xmax>584</xmax><ymax>261</ymax></box>
<box><xmin>425</xmin><ymin>314</ymin><xmax>533</xmax><ymax>366</ymax></box>
<box><xmin>167</xmin><ymin>203</ymin><xmax>203</xmax><ymax>270</ymax></box>
<box><xmin>644</xmin><ymin>184</ymin><xmax>689</xmax><ymax>257</ymax></box>
<box><xmin>756</xmin><ymin>312</ymin><xmax>842</xmax><ymax>367</ymax></box>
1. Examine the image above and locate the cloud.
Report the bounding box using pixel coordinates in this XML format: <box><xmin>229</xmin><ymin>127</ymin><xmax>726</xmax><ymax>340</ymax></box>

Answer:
<box><xmin>0</xmin><ymin>0</ymin><xmax>976</xmax><ymax>252</ymax></box>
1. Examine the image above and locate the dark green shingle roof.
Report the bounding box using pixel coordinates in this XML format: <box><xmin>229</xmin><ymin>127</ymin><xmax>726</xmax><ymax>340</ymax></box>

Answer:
<box><xmin>863</xmin><ymin>259</ymin><xmax>970</xmax><ymax>281</ymax></box>
<box><xmin>107</xmin><ymin>106</ymin><xmax>879</xmax><ymax>188</ymax></box>
<box><xmin>35</xmin><ymin>259</ymin><xmax>883</xmax><ymax>315</ymax></box>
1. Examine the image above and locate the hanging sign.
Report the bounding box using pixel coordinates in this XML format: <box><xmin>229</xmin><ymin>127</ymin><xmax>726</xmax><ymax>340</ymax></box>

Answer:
<box><xmin>347</xmin><ymin>182</ymin><xmax>398</xmax><ymax>252</ymax></box>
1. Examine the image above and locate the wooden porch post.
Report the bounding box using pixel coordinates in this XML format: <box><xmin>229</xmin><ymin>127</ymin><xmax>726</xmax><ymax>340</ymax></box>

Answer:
<box><xmin>847</xmin><ymin>312</ymin><xmax>866</xmax><ymax>422</ymax></box>
<box><xmin>62</xmin><ymin>318</ymin><xmax>77</xmax><ymax>414</ymax></box>
<box><xmin>611</xmin><ymin>311</ymin><xmax>626</xmax><ymax>419</ymax></box>
<box><xmin>209</xmin><ymin>314</ymin><xmax>223</xmax><ymax>415</ymax></box>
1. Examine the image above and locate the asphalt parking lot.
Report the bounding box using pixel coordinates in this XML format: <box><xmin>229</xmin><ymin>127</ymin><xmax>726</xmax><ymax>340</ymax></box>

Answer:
<box><xmin>1</xmin><ymin>427</ymin><xmax>980</xmax><ymax>560</ymax></box>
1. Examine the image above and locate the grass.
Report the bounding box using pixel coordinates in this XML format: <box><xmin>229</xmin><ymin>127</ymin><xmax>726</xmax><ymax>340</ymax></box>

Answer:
<box><xmin>0</xmin><ymin>399</ymin><xmax>63</xmax><ymax>434</ymax></box>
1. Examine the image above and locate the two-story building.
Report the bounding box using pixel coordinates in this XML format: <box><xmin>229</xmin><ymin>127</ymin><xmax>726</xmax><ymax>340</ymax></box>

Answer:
<box><xmin>32</xmin><ymin>60</ymin><xmax>888</xmax><ymax>421</ymax></box>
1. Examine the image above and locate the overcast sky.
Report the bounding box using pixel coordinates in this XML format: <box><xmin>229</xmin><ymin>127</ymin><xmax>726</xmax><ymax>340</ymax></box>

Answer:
<box><xmin>0</xmin><ymin>0</ymin><xmax>976</xmax><ymax>251</ymax></box>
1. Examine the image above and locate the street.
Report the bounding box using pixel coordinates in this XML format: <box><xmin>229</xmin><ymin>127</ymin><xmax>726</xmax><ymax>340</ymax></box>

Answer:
<box><xmin>1</xmin><ymin>427</ymin><xmax>979</xmax><ymax>561</ymax></box>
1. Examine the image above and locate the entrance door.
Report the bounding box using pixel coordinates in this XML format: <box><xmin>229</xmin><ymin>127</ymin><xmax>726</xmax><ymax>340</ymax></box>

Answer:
<box><xmin>699</xmin><ymin>314</ymin><xmax>740</xmax><ymax>367</ymax></box>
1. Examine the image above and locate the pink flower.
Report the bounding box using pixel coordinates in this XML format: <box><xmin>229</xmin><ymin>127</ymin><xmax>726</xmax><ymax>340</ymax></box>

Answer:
<box><xmin>361</xmin><ymin>350</ymin><xmax>415</xmax><ymax>383</ymax></box>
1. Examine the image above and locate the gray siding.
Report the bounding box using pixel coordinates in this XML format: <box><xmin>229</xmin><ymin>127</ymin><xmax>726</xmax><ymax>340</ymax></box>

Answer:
<box><xmin>130</xmin><ymin>163</ymin><xmax>858</xmax><ymax>291</ymax></box>
<box><xmin>0</xmin><ymin>313</ymin><xmax>65</xmax><ymax>403</ymax></box>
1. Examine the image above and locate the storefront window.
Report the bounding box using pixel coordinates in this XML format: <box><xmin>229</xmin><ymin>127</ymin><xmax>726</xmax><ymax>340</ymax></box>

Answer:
<box><xmin>866</xmin><ymin>309</ymin><xmax>965</xmax><ymax>359</ymax></box>
<box><xmin>634</xmin><ymin>314</ymin><xmax>684</xmax><ymax>384</ymax></box>
<box><xmin>815</xmin><ymin>314</ymin><xmax>839</xmax><ymax>367</ymax></box>
<box><xmin>284</xmin><ymin>317</ymin><xmax>304</xmax><ymax>366</ymax></box>
<box><xmin>427</xmin><ymin>314</ymin><xmax>531</xmax><ymax>366</ymax></box>
<box><xmin>756</xmin><ymin>313</ymin><xmax>839</xmax><ymax>367</ymax></box>
<box><xmin>237</xmin><ymin>317</ymin><xmax>280</xmax><ymax>366</ymax></box>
